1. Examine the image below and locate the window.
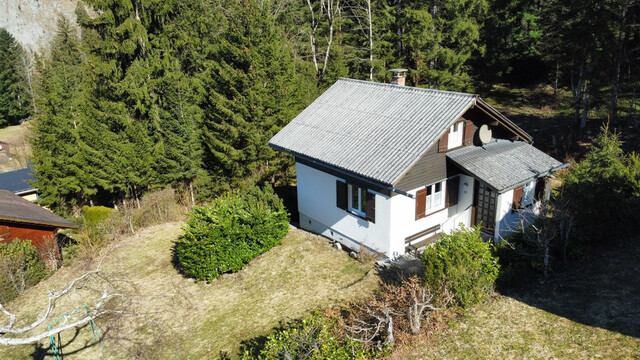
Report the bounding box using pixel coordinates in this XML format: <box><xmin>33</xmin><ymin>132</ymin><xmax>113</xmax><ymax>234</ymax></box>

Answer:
<box><xmin>512</xmin><ymin>181</ymin><xmax>536</xmax><ymax>213</ymax></box>
<box><xmin>416</xmin><ymin>180</ymin><xmax>446</xmax><ymax>220</ymax></box>
<box><xmin>439</xmin><ymin>120</ymin><xmax>473</xmax><ymax>152</ymax></box>
<box><xmin>349</xmin><ymin>184</ymin><xmax>367</xmax><ymax>216</ymax></box>
<box><xmin>522</xmin><ymin>180</ymin><xmax>535</xmax><ymax>207</ymax></box>
<box><xmin>336</xmin><ymin>180</ymin><xmax>376</xmax><ymax>223</ymax></box>
<box><xmin>448</xmin><ymin>122</ymin><xmax>464</xmax><ymax>149</ymax></box>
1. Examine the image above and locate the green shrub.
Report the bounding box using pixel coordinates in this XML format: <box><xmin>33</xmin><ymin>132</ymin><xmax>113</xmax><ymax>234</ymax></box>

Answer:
<box><xmin>422</xmin><ymin>226</ymin><xmax>499</xmax><ymax>309</ymax></box>
<box><xmin>0</xmin><ymin>239</ymin><xmax>48</xmax><ymax>303</ymax></box>
<box><xmin>174</xmin><ymin>183</ymin><xmax>289</xmax><ymax>282</ymax></box>
<box><xmin>77</xmin><ymin>206</ymin><xmax>122</xmax><ymax>256</ymax></box>
<box><xmin>492</xmin><ymin>232</ymin><xmax>541</xmax><ymax>287</ymax></box>
<box><xmin>82</xmin><ymin>205</ymin><xmax>114</xmax><ymax>227</ymax></box>
<box><xmin>242</xmin><ymin>312</ymin><xmax>373</xmax><ymax>360</ymax></box>
<box><xmin>559</xmin><ymin>125</ymin><xmax>640</xmax><ymax>243</ymax></box>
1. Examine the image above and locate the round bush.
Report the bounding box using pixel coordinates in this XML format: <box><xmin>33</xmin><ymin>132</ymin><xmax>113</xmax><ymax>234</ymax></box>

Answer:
<box><xmin>174</xmin><ymin>184</ymin><xmax>289</xmax><ymax>282</ymax></box>
<box><xmin>422</xmin><ymin>226</ymin><xmax>499</xmax><ymax>309</ymax></box>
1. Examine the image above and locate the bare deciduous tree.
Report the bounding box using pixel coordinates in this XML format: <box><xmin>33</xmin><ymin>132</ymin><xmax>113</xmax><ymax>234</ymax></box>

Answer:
<box><xmin>306</xmin><ymin>0</ymin><xmax>341</xmax><ymax>81</ymax></box>
<box><xmin>344</xmin><ymin>276</ymin><xmax>449</xmax><ymax>348</ymax></box>
<box><xmin>0</xmin><ymin>269</ymin><xmax>125</xmax><ymax>346</ymax></box>
<box><xmin>501</xmin><ymin>200</ymin><xmax>575</xmax><ymax>278</ymax></box>
<box><xmin>343</xmin><ymin>0</ymin><xmax>375</xmax><ymax>80</ymax></box>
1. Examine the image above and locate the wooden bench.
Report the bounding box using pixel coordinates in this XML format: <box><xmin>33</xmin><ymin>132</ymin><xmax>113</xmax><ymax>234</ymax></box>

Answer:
<box><xmin>405</xmin><ymin>225</ymin><xmax>441</xmax><ymax>252</ymax></box>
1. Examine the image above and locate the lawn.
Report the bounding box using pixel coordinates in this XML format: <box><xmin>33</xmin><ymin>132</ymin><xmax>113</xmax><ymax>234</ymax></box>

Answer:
<box><xmin>0</xmin><ymin>223</ymin><xmax>378</xmax><ymax>359</ymax></box>
<box><xmin>391</xmin><ymin>239</ymin><xmax>640</xmax><ymax>359</ymax></box>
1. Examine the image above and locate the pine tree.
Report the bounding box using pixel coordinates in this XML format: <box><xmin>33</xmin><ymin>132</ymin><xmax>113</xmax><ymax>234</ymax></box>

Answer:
<box><xmin>400</xmin><ymin>0</ymin><xmax>488</xmax><ymax>91</ymax></box>
<box><xmin>200</xmin><ymin>0</ymin><xmax>311</xmax><ymax>193</ymax></box>
<box><xmin>0</xmin><ymin>28</ymin><xmax>31</xmax><ymax>127</ymax></box>
<box><xmin>31</xmin><ymin>18</ymin><xmax>87</xmax><ymax>211</ymax></box>
<box><xmin>75</xmin><ymin>0</ymin><xmax>199</xmax><ymax>204</ymax></box>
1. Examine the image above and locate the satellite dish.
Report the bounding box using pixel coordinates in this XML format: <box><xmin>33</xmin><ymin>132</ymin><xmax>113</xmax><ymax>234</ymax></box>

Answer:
<box><xmin>478</xmin><ymin>124</ymin><xmax>492</xmax><ymax>144</ymax></box>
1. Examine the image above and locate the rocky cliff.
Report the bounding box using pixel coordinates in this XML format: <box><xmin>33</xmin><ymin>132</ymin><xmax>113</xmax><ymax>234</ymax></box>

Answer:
<box><xmin>0</xmin><ymin>0</ymin><xmax>79</xmax><ymax>54</ymax></box>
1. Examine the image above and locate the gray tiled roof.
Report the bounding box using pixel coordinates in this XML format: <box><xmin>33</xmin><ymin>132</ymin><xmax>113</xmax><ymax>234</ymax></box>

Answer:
<box><xmin>269</xmin><ymin>78</ymin><xmax>477</xmax><ymax>185</ymax></box>
<box><xmin>0</xmin><ymin>165</ymin><xmax>36</xmax><ymax>194</ymax></box>
<box><xmin>447</xmin><ymin>140</ymin><xmax>563</xmax><ymax>192</ymax></box>
<box><xmin>0</xmin><ymin>190</ymin><xmax>78</xmax><ymax>228</ymax></box>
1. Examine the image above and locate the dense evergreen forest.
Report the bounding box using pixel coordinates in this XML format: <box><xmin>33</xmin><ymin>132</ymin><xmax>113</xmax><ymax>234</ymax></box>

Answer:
<box><xmin>1</xmin><ymin>0</ymin><xmax>639</xmax><ymax>213</ymax></box>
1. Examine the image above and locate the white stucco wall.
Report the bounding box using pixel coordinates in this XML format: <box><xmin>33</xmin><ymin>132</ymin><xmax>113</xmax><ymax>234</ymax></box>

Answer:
<box><xmin>296</xmin><ymin>162</ymin><xmax>478</xmax><ymax>258</ymax></box>
<box><xmin>389</xmin><ymin>174</ymin><xmax>475</xmax><ymax>256</ymax></box>
<box><xmin>495</xmin><ymin>179</ymin><xmax>538</xmax><ymax>240</ymax></box>
<box><xmin>296</xmin><ymin>162</ymin><xmax>393</xmax><ymax>256</ymax></box>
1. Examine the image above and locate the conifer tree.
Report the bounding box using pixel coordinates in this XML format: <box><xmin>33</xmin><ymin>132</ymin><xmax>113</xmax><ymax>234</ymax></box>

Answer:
<box><xmin>200</xmin><ymin>0</ymin><xmax>310</xmax><ymax>192</ymax></box>
<box><xmin>31</xmin><ymin>18</ymin><xmax>87</xmax><ymax>211</ymax></box>
<box><xmin>400</xmin><ymin>0</ymin><xmax>487</xmax><ymax>91</ymax></box>
<box><xmin>0</xmin><ymin>28</ymin><xmax>31</xmax><ymax>127</ymax></box>
<box><xmin>75</xmin><ymin>0</ymin><xmax>197</xmax><ymax>204</ymax></box>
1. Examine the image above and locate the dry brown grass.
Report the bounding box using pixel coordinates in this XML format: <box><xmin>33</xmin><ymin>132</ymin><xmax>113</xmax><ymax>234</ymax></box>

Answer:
<box><xmin>0</xmin><ymin>124</ymin><xmax>31</xmax><ymax>172</ymax></box>
<box><xmin>0</xmin><ymin>223</ymin><xmax>378</xmax><ymax>359</ymax></box>
<box><xmin>390</xmin><ymin>240</ymin><xmax>640</xmax><ymax>360</ymax></box>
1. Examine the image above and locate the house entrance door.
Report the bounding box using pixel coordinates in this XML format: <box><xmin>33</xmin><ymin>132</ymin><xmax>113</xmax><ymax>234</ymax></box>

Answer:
<box><xmin>473</xmin><ymin>181</ymin><xmax>497</xmax><ymax>233</ymax></box>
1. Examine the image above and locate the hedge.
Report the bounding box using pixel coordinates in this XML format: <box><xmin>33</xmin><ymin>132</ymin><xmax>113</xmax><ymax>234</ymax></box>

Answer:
<box><xmin>174</xmin><ymin>184</ymin><xmax>289</xmax><ymax>282</ymax></box>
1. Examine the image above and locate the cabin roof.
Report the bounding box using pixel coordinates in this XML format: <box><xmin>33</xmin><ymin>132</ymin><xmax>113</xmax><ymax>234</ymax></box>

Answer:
<box><xmin>446</xmin><ymin>139</ymin><xmax>564</xmax><ymax>192</ymax></box>
<box><xmin>0</xmin><ymin>165</ymin><xmax>36</xmax><ymax>195</ymax></box>
<box><xmin>0</xmin><ymin>190</ymin><xmax>78</xmax><ymax>229</ymax></box>
<box><xmin>269</xmin><ymin>78</ymin><xmax>530</xmax><ymax>186</ymax></box>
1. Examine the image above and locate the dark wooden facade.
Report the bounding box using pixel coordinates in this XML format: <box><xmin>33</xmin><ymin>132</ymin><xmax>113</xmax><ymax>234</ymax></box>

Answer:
<box><xmin>0</xmin><ymin>221</ymin><xmax>61</xmax><ymax>265</ymax></box>
<box><xmin>394</xmin><ymin>144</ymin><xmax>446</xmax><ymax>193</ymax></box>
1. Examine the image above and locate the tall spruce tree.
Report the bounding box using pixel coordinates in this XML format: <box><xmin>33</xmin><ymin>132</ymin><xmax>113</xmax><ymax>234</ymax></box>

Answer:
<box><xmin>32</xmin><ymin>18</ymin><xmax>87</xmax><ymax>211</ymax></box>
<box><xmin>400</xmin><ymin>0</ymin><xmax>488</xmax><ymax>91</ymax></box>
<box><xmin>0</xmin><ymin>28</ymin><xmax>31</xmax><ymax>127</ymax></box>
<box><xmin>200</xmin><ymin>0</ymin><xmax>310</xmax><ymax>192</ymax></box>
<box><xmin>74</xmin><ymin>0</ymin><xmax>200</xmax><ymax>205</ymax></box>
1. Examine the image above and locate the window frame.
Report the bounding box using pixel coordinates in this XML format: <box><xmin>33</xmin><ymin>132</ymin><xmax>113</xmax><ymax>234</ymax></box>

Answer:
<box><xmin>416</xmin><ymin>179</ymin><xmax>447</xmax><ymax>220</ymax></box>
<box><xmin>348</xmin><ymin>184</ymin><xmax>367</xmax><ymax>217</ymax></box>
<box><xmin>337</xmin><ymin>180</ymin><xmax>376</xmax><ymax>223</ymax></box>
<box><xmin>447</xmin><ymin>121</ymin><xmax>464</xmax><ymax>149</ymax></box>
<box><xmin>426</xmin><ymin>180</ymin><xmax>445</xmax><ymax>211</ymax></box>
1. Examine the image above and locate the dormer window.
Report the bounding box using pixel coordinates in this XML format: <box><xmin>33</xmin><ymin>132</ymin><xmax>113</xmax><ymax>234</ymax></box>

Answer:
<box><xmin>448</xmin><ymin>121</ymin><xmax>464</xmax><ymax>149</ymax></box>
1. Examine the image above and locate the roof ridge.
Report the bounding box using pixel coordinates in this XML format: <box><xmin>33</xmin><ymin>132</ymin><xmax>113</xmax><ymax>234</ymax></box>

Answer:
<box><xmin>337</xmin><ymin>78</ymin><xmax>476</xmax><ymax>98</ymax></box>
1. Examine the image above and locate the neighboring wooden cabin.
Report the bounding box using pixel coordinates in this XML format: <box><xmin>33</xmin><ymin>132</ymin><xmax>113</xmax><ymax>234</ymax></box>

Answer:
<box><xmin>0</xmin><ymin>190</ymin><xmax>78</xmax><ymax>266</ymax></box>
<box><xmin>0</xmin><ymin>164</ymin><xmax>38</xmax><ymax>202</ymax></box>
<box><xmin>270</xmin><ymin>77</ymin><xmax>567</xmax><ymax>259</ymax></box>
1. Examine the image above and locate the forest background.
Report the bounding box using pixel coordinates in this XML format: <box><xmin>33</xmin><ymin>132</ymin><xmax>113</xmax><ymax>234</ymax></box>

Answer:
<box><xmin>1</xmin><ymin>0</ymin><xmax>639</xmax><ymax>214</ymax></box>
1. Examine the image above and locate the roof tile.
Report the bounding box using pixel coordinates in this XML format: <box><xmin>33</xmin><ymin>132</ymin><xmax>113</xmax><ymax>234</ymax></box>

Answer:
<box><xmin>269</xmin><ymin>78</ymin><xmax>476</xmax><ymax>185</ymax></box>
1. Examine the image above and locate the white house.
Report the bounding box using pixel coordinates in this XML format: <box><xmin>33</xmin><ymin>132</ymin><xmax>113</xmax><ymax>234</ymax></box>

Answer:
<box><xmin>269</xmin><ymin>76</ymin><xmax>566</xmax><ymax>259</ymax></box>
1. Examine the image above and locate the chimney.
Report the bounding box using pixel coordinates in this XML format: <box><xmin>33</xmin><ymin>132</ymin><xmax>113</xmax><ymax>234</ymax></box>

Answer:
<box><xmin>390</xmin><ymin>68</ymin><xmax>408</xmax><ymax>86</ymax></box>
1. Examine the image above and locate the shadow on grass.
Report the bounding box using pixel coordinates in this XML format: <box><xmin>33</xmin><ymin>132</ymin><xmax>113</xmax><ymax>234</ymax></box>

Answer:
<box><xmin>501</xmin><ymin>240</ymin><xmax>640</xmax><ymax>339</ymax></box>
<box><xmin>31</xmin><ymin>324</ymin><xmax>109</xmax><ymax>360</ymax></box>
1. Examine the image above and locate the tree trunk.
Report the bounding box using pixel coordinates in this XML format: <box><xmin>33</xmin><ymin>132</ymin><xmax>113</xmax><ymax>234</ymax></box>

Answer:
<box><xmin>383</xmin><ymin>309</ymin><xmax>394</xmax><ymax>346</ymax></box>
<box><xmin>633</xmin><ymin>82</ymin><xmax>638</xmax><ymax>130</ymax></box>
<box><xmin>189</xmin><ymin>180</ymin><xmax>195</xmax><ymax>208</ymax></box>
<box><xmin>367</xmin><ymin>0</ymin><xmax>374</xmax><ymax>81</ymax></box>
<box><xmin>581</xmin><ymin>81</ymin><xmax>589</xmax><ymax>129</ymax></box>
<box><xmin>306</xmin><ymin>0</ymin><xmax>319</xmax><ymax>75</ymax></box>
<box><xmin>570</xmin><ymin>62</ymin><xmax>585</xmax><ymax>125</ymax></box>
<box><xmin>320</xmin><ymin>0</ymin><xmax>340</xmax><ymax>81</ymax></box>
<box><xmin>554</xmin><ymin>61</ymin><xmax>559</xmax><ymax>97</ymax></box>
<box><xmin>610</xmin><ymin>24</ymin><xmax>627</xmax><ymax>123</ymax></box>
